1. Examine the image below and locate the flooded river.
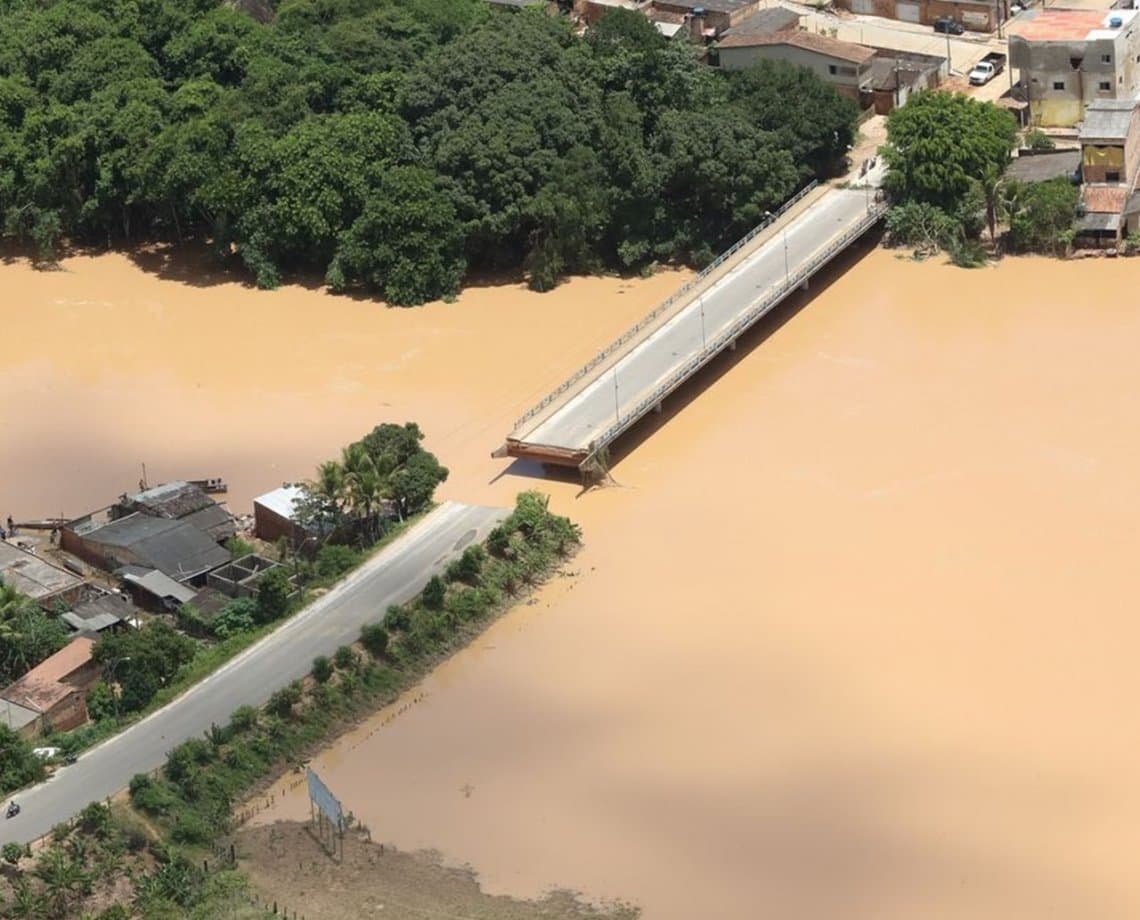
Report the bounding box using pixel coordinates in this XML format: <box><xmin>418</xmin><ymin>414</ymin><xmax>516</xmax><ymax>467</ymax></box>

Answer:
<box><xmin>8</xmin><ymin>247</ymin><xmax>1140</xmax><ymax>918</ymax></box>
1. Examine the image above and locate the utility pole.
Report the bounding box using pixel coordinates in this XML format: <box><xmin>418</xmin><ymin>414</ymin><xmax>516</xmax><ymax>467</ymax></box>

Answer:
<box><xmin>699</xmin><ymin>298</ymin><xmax>707</xmax><ymax>350</ymax></box>
<box><xmin>612</xmin><ymin>368</ymin><xmax>620</xmax><ymax>425</ymax></box>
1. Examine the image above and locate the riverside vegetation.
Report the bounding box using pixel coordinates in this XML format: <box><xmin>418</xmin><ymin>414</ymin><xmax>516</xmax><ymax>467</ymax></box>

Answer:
<box><xmin>0</xmin><ymin>1</ymin><xmax>856</xmax><ymax>301</ymax></box>
<box><xmin>881</xmin><ymin>91</ymin><xmax>1080</xmax><ymax>264</ymax></box>
<box><xmin>0</xmin><ymin>423</ymin><xmax>448</xmax><ymax>796</ymax></box>
<box><xmin>0</xmin><ymin>492</ymin><xmax>586</xmax><ymax>919</ymax></box>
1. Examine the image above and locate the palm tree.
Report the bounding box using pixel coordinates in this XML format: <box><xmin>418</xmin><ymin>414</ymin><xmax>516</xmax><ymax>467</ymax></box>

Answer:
<box><xmin>980</xmin><ymin>165</ymin><xmax>1008</xmax><ymax>246</ymax></box>
<box><xmin>341</xmin><ymin>443</ymin><xmax>384</xmax><ymax>545</ymax></box>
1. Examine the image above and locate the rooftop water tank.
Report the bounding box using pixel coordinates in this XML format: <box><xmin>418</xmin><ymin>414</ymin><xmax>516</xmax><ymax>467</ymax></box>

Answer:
<box><xmin>1110</xmin><ymin>15</ymin><xmax>1123</xmax><ymax>27</ymax></box>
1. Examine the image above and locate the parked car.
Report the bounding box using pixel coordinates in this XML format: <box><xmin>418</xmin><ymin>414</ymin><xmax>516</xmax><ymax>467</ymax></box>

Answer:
<box><xmin>933</xmin><ymin>17</ymin><xmax>965</xmax><ymax>34</ymax></box>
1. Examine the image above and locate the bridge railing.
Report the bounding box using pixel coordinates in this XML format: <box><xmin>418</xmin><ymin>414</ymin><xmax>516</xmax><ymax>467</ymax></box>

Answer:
<box><xmin>510</xmin><ymin>180</ymin><xmax>820</xmax><ymax>435</ymax></box>
<box><xmin>581</xmin><ymin>201</ymin><xmax>887</xmax><ymax>467</ymax></box>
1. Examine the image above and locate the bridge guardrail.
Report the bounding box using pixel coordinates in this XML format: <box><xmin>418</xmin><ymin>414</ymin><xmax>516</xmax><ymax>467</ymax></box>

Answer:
<box><xmin>581</xmin><ymin>201</ymin><xmax>888</xmax><ymax>467</ymax></box>
<box><xmin>510</xmin><ymin>181</ymin><xmax>820</xmax><ymax>434</ymax></box>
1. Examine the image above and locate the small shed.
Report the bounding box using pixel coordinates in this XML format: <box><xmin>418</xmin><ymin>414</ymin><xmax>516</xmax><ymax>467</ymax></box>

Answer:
<box><xmin>118</xmin><ymin>566</ymin><xmax>198</xmax><ymax>612</ymax></box>
<box><xmin>61</xmin><ymin>592</ymin><xmax>138</xmax><ymax>634</ymax></box>
<box><xmin>253</xmin><ymin>484</ymin><xmax>307</xmax><ymax>544</ymax></box>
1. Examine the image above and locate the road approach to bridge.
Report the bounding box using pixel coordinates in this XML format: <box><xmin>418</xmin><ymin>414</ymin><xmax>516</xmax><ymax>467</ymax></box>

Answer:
<box><xmin>0</xmin><ymin>500</ymin><xmax>508</xmax><ymax>846</ymax></box>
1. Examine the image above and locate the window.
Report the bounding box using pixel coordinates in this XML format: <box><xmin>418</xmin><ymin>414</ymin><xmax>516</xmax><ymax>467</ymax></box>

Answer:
<box><xmin>1053</xmin><ymin>80</ymin><xmax>1066</xmax><ymax>90</ymax></box>
<box><xmin>1102</xmin><ymin>53</ymin><xmax>1113</xmax><ymax>63</ymax></box>
<box><xmin>839</xmin><ymin>65</ymin><xmax>857</xmax><ymax>76</ymax></box>
<box><xmin>828</xmin><ymin>64</ymin><xmax>838</xmax><ymax>74</ymax></box>
<box><xmin>1099</xmin><ymin>80</ymin><xmax>1112</xmax><ymax>90</ymax></box>
<box><xmin>1107</xmin><ymin>171</ymin><xmax>1121</xmax><ymax>182</ymax></box>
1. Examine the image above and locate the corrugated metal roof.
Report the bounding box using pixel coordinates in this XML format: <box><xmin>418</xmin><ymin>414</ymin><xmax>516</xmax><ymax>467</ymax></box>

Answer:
<box><xmin>254</xmin><ymin>485</ymin><xmax>305</xmax><ymax>521</ymax></box>
<box><xmin>84</xmin><ymin>513</ymin><xmax>229</xmax><ymax>580</ymax></box>
<box><xmin>122</xmin><ymin>568</ymin><xmax>197</xmax><ymax>604</ymax></box>
<box><xmin>1006</xmin><ymin>150</ymin><xmax>1081</xmax><ymax>183</ymax></box>
<box><xmin>723</xmin><ymin>7</ymin><xmax>800</xmax><ymax>35</ymax></box>
<box><xmin>1080</xmin><ymin>100</ymin><xmax>1136</xmax><ymax>141</ymax></box>
<box><xmin>1076</xmin><ymin>211</ymin><xmax>1120</xmax><ymax>230</ymax></box>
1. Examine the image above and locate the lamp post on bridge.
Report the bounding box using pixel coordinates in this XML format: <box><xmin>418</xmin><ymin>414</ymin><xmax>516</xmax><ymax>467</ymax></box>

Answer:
<box><xmin>612</xmin><ymin>367</ymin><xmax>619</xmax><ymax>425</ymax></box>
<box><xmin>783</xmin><ymin>228</ymin><xmax>790</xmax><ymax>288</ymax></box>
<box><xmin>699</xmin><ymin>297</ymin><xmax>706</xmax><ymax>351</ymax></box>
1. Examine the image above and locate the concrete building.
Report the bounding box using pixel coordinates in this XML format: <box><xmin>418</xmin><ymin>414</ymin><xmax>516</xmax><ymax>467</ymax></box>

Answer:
<box><xmin>833</xmin><ymin>0</ymin><xmax>999</xmax><ymax>33</ymax></box>
<box><xmin>0</xmin><ymin>541</ymin><xmax>85</xmax><ymax>609</ymax></box>
<box><xmin>715</xmin><ymin>31</ymin><xmax>875</xmax><ymax>100</ymax></box>
<box><xmin>206</xmin><ymin>553</ymin><xmax>281</xmax><ymax>599</ymax></box>
<box><xmin>0</xmin><ymin>636</ymin><xmax>99</xmax><ymax>737</ymax></box>
<box><xmin>647</xmin><ymin>0</ymin><xmax>763</xmax><ymax>34</ymax></box>
<box><xmin>869</xmin><ymin>48</ymin><xmax>947</xmax><ymax>114</ymax></box>
<box><xmin>1075</xmin><ymin>99</ymin><xmax>1140</xmax><ymax>242</ymax></box>
<box><xmin>1009</xmin><ymin>9</ymin><xmax>1140</xmax><ymax>128</ymax></box>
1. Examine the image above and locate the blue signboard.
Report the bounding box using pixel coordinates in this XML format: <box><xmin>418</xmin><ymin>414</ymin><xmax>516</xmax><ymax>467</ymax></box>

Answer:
<box><xmin>306</xmin><ymin>768</ymin><xmax>344</xmax><ymax>830</ymax></box>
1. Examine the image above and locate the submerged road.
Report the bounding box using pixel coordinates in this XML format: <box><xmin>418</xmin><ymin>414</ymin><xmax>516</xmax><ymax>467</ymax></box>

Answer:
<box><xmin>0</xmin><ymin>501</ymin><xmax>508</xmax><ymax>845</ymax></box>
<box><xmin>511</xmin><ymin>181</ymin><xmax>884</xmax><ymax>461</ymax></box>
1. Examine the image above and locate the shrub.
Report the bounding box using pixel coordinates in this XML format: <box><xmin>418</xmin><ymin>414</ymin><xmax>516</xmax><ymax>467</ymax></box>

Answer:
<box><xmin>255</xmin><ymin>567</ymin><xmax>292</xmax><ymax>624</ymax></box>
<box><xmin>360</xmin><ymin>623</ymin><xmax>389</xmax><ymax>658</ymax></box>
<box><xmin>334</xmin><ymin>645</ymin><xmax>358</xmax><ymax>670</ymax></box>
<box><xmin>171</xmin><ymin>810</ymin><xmax>213</xmax><ymax>845</ymax></box>
<box><xmin>129</xmin><ymin>773</ymin><xmax>152</xmax><ymax>797</ymax></box>
<box><xmin>267</xmin><ymin>681</ymin><xmax>303</xmax><ymax>718</ymax></box>
<box><xmin>225</xmin><ymin>536</ymin><xmax>256</xmax><ymax>559</ymax></box>
<box><xmin>312</xmin><ymin>655</ymin><xmax>334</xmax><ymax>683</ymax></box>
<box><xmin>76</xmin><ymin>801</ymin><xmax>111</xmax><ymax>838</ymax></box>
<box><xmin>2</xmin><ymin>842</ymin><xmax>23</xmax><ymax>865</ymax></box>
<box><xmin>1025</xmin><ymin>129</ymin><xmax>1055</xmax><ymax>151</ymax></box>
<box><xmin>316</xmin><ymin>543</ymin><xmax>362</xmax><ymax>579</ymax></box>
<box><xmin>385</xmin><ymin>604</ymin><xmax>410</xmax><ymax>631</ymax></box>
<box><xmin>230</xmin><ymin>705</ymin><xmax>259</xmax><ymax>733</ymax></box>
<box><xmin>446</xmin><ymin>587</ymin><xmax>490</xmax><ymax>622</ymax></box>
<box><xmin>98</xmin><ymin>906</ymin><xmax>130</xmax><ymax>920</ymax></box>
<box><xmin>211</xmin><ymin>598</ymin><xmax>258</xmax><ymax>639</ymax></box>
<box><xmin>445</xmin><ymin>544</ymin><xmax>486</xmax><ymax>584</ymax></box>
<box><xmin>422</xmin><ymin>575</ymin><xmax>446</xmax><ymax>610</ymax></box>
<box><xmin>486</xmin><ymin>525</ymin><xmax>511</xmax><ymax>558</ymax></box>
<box><xmin>85</xmin><ymin>681</ymin><xmax>117</xmax><ymax>722</ymax></box>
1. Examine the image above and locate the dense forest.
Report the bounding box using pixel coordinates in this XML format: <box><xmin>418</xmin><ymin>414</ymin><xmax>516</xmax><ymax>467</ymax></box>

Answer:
<box><xmin>0</xmin><ymin>0</ymin><xmax>858</xmax><ymax>303</ymax></box>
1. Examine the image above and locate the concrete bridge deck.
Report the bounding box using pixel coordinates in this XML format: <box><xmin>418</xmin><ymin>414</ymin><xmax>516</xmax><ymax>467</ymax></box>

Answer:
<box><xmin>499</xmin><ymin>172</ymin><xmax>888</xmax><ymax>469</ymax></box>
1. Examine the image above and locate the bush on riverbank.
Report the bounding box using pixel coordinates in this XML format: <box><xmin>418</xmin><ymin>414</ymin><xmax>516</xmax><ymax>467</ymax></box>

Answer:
<box><xmin>0</xmin><ymin>3</ymin><xmax>855</xmax><ymax>300</ymax></box>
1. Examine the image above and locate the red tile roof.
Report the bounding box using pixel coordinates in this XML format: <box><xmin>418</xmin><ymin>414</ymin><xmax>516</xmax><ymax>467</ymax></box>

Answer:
<box><xmin>717</xmin><ymin>30</ymin><xmax>875</xmax><ymax>64</ymax></box>
<box><xmin>0</xmin><ymin>637</ymin><xmax>95</xmax><ymax>714</ymax></box>
<box><xmin>1083</xmin><ymin>185</ymin><xmax>1130</xmax><ymax>213</ymax></box>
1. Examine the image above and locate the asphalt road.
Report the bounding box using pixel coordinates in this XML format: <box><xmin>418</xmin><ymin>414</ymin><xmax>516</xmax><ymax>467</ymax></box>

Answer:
<box><xmin>518</xmin><ymin>186</ymin><xmax>881</xmax><ymax>452</ymax></box>
<box><xmin>0</xmin><ymin>501</ymin><xmax>508</xmax><ymax>846</ymax></box>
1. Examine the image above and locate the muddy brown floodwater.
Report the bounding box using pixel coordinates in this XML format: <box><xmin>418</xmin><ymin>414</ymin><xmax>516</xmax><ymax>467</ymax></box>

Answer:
<box><xmin>8</xmin><ymin>247</ymin><xmax>1140</xmax><ymax>918</ymax></box>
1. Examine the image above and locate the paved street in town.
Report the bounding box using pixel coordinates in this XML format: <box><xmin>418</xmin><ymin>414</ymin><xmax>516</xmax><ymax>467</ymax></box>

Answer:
<box><xmin>0</xmin><ymin>501</ymin><xmax>508</xmax><ymax>846</ymax></box>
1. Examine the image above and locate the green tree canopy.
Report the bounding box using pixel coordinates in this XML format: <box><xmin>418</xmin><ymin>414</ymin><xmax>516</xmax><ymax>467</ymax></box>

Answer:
<box><xmin>881</xmin><ymin>91</ymin><xmax>1017</xmax><ymax>211</ymax></box>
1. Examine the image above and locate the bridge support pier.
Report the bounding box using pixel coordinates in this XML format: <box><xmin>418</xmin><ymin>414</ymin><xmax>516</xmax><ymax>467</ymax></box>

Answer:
<box><xmin>653</xmin><ymin>402</ymin><xmax>663</xmax><ymax>415</ymax></box>
<box><xmin>728</xmin><ymin>339</ymin><xmax>737</xmax><ymax>352</ymax></box>
<box><xmin>800</xmin><ymin>279</ymin><xmax>810</xmax><ymax>291</ymax></box>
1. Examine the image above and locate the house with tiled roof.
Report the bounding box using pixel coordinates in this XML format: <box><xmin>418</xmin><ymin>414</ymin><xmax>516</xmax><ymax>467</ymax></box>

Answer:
<box><xmin>714</xmin><ymin>30</ymin><xmax>874</xmax><ymax>101</ymax></box>
<box><xmin>0</xmin><ymin>636</ymin><xmax>99</xmax><ymax>737</ymax></box>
